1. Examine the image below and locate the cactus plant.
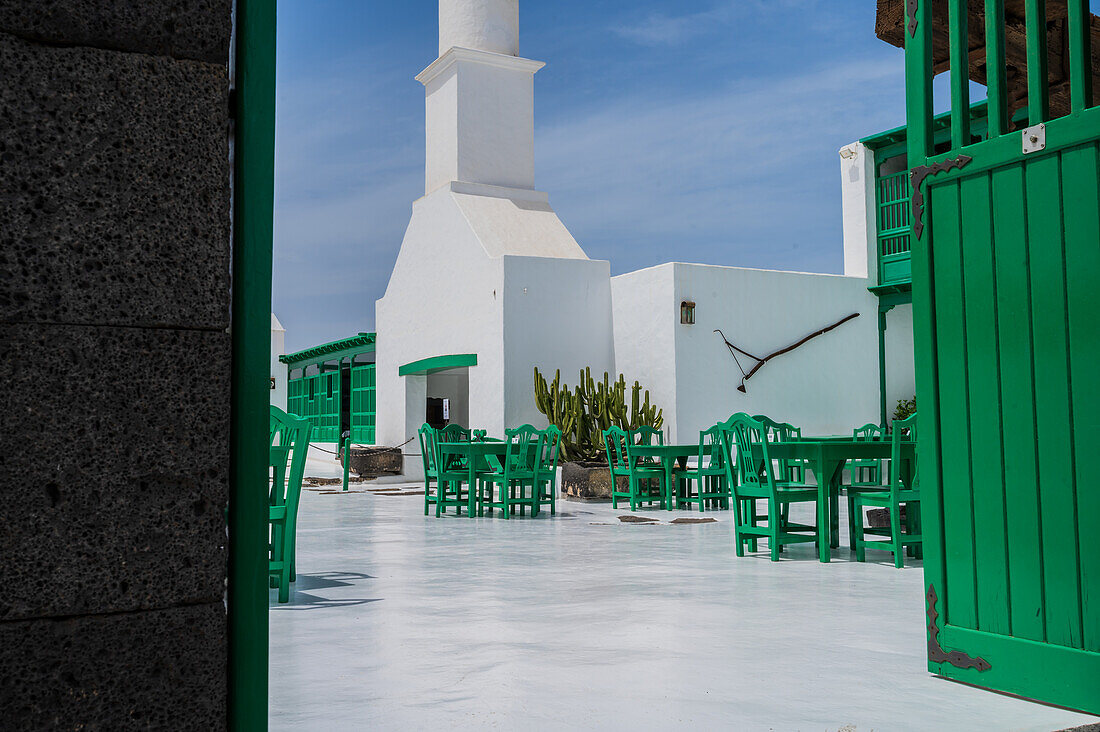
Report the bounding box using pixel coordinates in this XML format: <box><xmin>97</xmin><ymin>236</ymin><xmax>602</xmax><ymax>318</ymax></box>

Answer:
<box><xmin>533</xmin><ymin>366</ymin><xmax>664</xmax><ymax>462</ymax></box>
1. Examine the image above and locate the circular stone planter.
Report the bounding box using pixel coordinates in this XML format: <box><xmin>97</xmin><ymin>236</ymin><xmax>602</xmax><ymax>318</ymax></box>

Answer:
<box><xmin>560</xmin><ymin>460</ymin><xmax>627</xmax><ymax>500</ymax></box>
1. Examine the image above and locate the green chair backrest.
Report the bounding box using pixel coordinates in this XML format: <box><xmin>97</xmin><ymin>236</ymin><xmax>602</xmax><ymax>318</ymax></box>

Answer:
<box><xmin>723</xmin><ymin>413</ymin><xmax>776</xmax><ymax>492</ymax></box>
<box><xmin>752</xmin><ymin>415</ymin><xmax>800</xmax><ymax>442</ymax></box>
<box><xmin>502</xmin><ymin>424</ymin><xmax>543</xmax><ymax>478</ymax></box>
<box><xmin>632</xmin><ymin>425</ymin><xmax>664</xmax><ymax>447</ymax></box>
<box><xmin>889</xmin><ymin>413</ymin><xmax>918</xmax><ymax>497</ymax></box>
<box><xmin>604</xmin><ymin>426</ymin><xmax>630</xmax><ymax>472</ymax></box>
<box><xmin>437</xmin><ymin>423</ymin><xmax>474</xmax><ymax>470</ymax></box>
<box><xmin>853</xmin><ymin>423</ymin><xmax>884</xmax><ymax>441</ymax></box>
<box><xmin>697</xmin><ymin>423</ymin><xmax>727</xmax><ymax>471</ymax></box>
<box><xmin>417</xmin><ymin>423</ymin><xmax>439</xmax><ymax>477</ymax></box>
<box><xmin>269</xmin><ymin>406</ymin><xmax>311</xmax><ymax>548</ymax></box>
<box><xmin>538</xmin><ymin>425</ymin><xmax>562</xmax><ymax>480</ymax></box>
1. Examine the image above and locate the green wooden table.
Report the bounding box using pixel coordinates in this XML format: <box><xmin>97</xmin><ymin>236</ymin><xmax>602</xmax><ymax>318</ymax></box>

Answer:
<box><xmin>767</xmin><ymin>439</ymin><xmax>915</xmax><ymax>563</ymax></box>
<box><xmin>437</xmin><ymin>440</ymin><xmax>509</xmax><ymax>517</ymax></box>
<box><xmin>627</xmin><ymin>443</ymin><xmax>714</xmax><ymax>511</ymax></box>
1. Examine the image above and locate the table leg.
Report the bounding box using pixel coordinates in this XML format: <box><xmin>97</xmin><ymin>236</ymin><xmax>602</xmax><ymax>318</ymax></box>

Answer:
<box><xmin>815</xmin><ymin>453</ymin><xmax>830</xmax><ymax>563</ymax></box>
<box><xmin>665</xmin><ymin>460</ymin><xmax>674</xmax><ymax>511</ymax></box>
<box><xmin>467</xmin><ymin>461</ymin><xmax>477</xmax><ymax>517</ymax></box>
<box><xmin>828</xmin><ymin>460</ymin><xmax>845</xmax><ymax>549</ymax></box>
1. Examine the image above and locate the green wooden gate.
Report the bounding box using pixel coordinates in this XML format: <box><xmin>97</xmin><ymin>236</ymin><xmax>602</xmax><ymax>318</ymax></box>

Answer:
<box><xmin>907</xmin><ymin>0</ymin><xmax>1099</xmax><ymax>713</ymax></box>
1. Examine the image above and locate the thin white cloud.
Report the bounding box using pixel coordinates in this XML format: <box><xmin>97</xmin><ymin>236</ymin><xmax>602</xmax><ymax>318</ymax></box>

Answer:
<box><xmin>536</xmin><ymin>57</ymin><xmax>905</xmax><ymax>274</ymax></box>
<box><xmin>611</xmin><ymin>1</ymin><xmax>817</xmax><ymax>47</ymax></box>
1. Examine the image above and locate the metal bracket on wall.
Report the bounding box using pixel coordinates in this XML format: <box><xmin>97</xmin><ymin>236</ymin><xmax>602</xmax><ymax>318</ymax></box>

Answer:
<box><xmin>907</xmin><ymin>0</ymin><xmax>919</xmax><ymax>37</ymax></box>
<box><xmin>910</xmin><ymin>155</ymin><xmax>973</xmax><ymax>239</ymax></box>
<box><xmin>926</xmin><ymin>585</ymin><xmax>992</xmax><ymax>672</ymax></box>
<box><xmin>1022</xmin><ymin>123</ymin><xmax>1046</xmax><ymax>154</ymax></box>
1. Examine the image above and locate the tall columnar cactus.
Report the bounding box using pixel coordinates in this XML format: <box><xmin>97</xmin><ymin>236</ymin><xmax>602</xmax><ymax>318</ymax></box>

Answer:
<box><xmin>533</xmin><ymin>366</ymin><xmax>664</xmax><ymax>462</ymax></box>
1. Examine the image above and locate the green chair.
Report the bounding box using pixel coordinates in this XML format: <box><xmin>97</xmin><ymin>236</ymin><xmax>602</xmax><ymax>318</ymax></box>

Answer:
<box><xmin>851</xmin><ymin>414</ymin><xmax>921</xmax><ymax>568</ymax></box>
<box><xmin>850</xmin><ymin>423</ymin><xmax>885</xmax><ymax>487</ymax></box>
<box><xmin>605</xmin><ymin>426</ymin><xmax>664</xmax><ymax>510</ymax></box>
<box><xmin>479</xmin><ymin>424</ymin><xmax>543</xmax><ymax>518</ymax></box>
<box><xmin>676</xmin><ymin>423</ymin><xmax>731</xmax><ymax>512</ymax></box>
<box><xmin>845</xmin><ymin>422</ymin><xmax>886</xmax><ymax>549</ymax></box>
<box><xmin>535</xmin><ymin>425</ymin><xmax>562</xmax><ymax>516</ymax></box>
<box><xmin>269</xmin><ymin>406</ymin><xmax>311</xmax><ymax>603</ymax></box>
<box><xmin>417</xmin><ymin>423</ymin><xmax>443</xmax><ymax>516</ymax></box>
<box><xmin>721</xmin><ymin>413</ymin><xmax>818</xmax><ymax>561</ymax></box>
<box><xmin>752</xmin><ymin>415</ymin><xmax>806</xmax><ymax>483</ymax></box>
<box><xmin>435</xmin><ymin>423</ymin><xmax>476</xmax><ymax>517</ymax></box>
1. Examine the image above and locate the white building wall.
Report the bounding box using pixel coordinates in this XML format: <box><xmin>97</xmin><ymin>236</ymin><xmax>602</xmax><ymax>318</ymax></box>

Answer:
<box><xmin>375</xmin><ymin>187</ymin><xmax>507</xmax><ymax>476</ymax></box>
<box><xmin>502</xmin><ymin>255</ymin><xmax>615</xmax><ymax>429</ymax></box>
<box><xmin>270</xmin><ymin>313</ymin><xmax>287</xmax><ymax>412</ymax></box>
<box><xmin>840</xmin><ymin>141</ymin><xmax>878</xmax><ymax>283</ymax></box>
<box><xmin>610</xmin><ymin>266</ymin><xmax>679</xmax><ymax>429</ymax></box>
<box><xmin>613</xmin><ymin>263</ymin><xmax>883</xmax><ymax>442</ymax></box>
<box><xmin>885</xmin><ymin>303</ymin><xmax>915</xmax><ymax>416</ymax></box>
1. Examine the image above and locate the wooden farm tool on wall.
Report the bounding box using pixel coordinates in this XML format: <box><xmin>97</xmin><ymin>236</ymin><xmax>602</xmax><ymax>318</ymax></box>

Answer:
<box><xmin>714</xmin><ymin>312</ymin><xmax>860</xmax><ymax>393</ymax></box>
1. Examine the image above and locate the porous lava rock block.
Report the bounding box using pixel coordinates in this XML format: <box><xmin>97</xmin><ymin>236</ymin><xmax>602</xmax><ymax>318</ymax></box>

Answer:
<box><xmin>0</xmin><ymin>324</ymin><xmax>229</xmax><ymax>620</ymax></box>
<box><xmin>0</xmin><ymin>33</ymin><xmax>230</xmax><ymax>328</ymax></box>
<box><xmin>561</xmin><ymin>461</ymin><xmax>626</xmax><ymax>500</ymax></box>
<box><xmin>0</xmin><ymin>0</ymin><xmax>231</xmax><ymax>63</ymax></box>
<box><xmin>0</xmin><ymin>602</ymin><xmax>226</xmax><ymax>730</ymax></box>
<box><xmin>347</xmin><ymin>447</ymin><xmax>402</xmax><ymax>476</ymax></box>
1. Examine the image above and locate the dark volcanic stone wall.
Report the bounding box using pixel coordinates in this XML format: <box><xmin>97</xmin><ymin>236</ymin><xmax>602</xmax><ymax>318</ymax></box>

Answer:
<box><xmin>0</xmin><ymin>1</ymin><xmax>232</xmax><ymax>728</ymax></box>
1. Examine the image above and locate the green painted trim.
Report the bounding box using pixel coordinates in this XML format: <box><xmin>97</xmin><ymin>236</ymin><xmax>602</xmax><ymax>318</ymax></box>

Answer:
<box><xmin>399</xmin><ymin>353</ymin><xmax>477</xmax><ymax>376</ymax></box>
<box><xmin>279</xmin><ymin>332</ymin><xmax>376</xmax><ymax>368</ymax></box>
<box><xmin>228</xmin><ymin>0</ymin><xmax>275</xmax><ymax>729</ymax></box>
<box><xmin>860</xmin><ymin>101</ymin><xmax>989</xmax><ymax>150</ymax></box>
<box><xmin>878</xmin><ymin>310</ymin><xmax>888</xmax><ymax>428</ymax></box>
<box><xmin>939</xmin><ymin>624</ymin><xmax>1100</xmax><ymax>715</ymax></box>
<box><xmin>869</xmin><ymin>284</ymin><xmax>913</xmax><ymax>311</ymax></box>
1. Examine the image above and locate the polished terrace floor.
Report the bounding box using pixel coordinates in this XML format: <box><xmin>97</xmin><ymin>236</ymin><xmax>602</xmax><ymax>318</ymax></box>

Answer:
<box><xmin>269</xmin><ymin>452</ymin><xmax>1096</xmax><ymax>731</ymax></box>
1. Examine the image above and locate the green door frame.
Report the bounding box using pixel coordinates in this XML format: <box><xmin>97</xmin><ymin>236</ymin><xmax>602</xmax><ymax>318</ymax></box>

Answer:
<box><xmin>229</xmin><ymin>0</ymin><xmax>276</xmax><ymax>729</ymax></box>
<box><xmin>399</xmin><ymin>353</ymin><xmax>478</xmax><ymax>376</ymax></box>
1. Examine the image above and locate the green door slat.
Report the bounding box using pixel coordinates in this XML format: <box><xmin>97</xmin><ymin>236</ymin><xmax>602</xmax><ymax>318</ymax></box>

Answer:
<box><xmin>991</xmin><ymin>163</ymin><xmax>1046</xmax><ymax>643</ymax></box>
<box><xmin>1062</xmin><ymin>143</ymin><xmax>1100</xmax><ymax>652</ymax></box>
<box><xmin>959</xmin><ymin>172</ymin><xmax>1010</xmax><ymax>636</ymax></box>
<box><xmin>1027</xmin><ymin>155</ymin><xmax>1082</xmax><ymax>649</ymax></box>
<box><xmin>930</xmin><ymin>181</ymin><xmax>978</xmax><ymax>630</ymax></box>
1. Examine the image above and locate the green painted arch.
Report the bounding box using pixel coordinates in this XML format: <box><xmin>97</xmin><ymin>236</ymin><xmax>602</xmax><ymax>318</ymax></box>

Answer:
<box><xmin>399</xmin><ymin>353</ymin><xmax>477</xmax><ymax>376</ymax></box>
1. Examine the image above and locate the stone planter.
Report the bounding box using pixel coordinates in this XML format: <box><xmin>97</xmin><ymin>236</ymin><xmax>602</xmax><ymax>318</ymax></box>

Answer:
<box><xmin>560</xmin><ymin>460</ymin><xmax>627</xmax><ymax>500</ymax></box>
<box><xmin>343</xmin><ymin>446</ymin><xmax>402</xmax><ymax>477</ymax></box>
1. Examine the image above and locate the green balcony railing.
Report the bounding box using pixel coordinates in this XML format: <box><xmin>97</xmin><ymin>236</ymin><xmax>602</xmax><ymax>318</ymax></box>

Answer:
<box><xmin>876</xmin><ymin>169</ymin><xmax>912</xmax><ymax>286</ymax></box>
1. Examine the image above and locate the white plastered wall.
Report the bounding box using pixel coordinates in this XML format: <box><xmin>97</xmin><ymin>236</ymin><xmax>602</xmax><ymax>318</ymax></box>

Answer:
<box><xmin>885</xmin><ymin>304</ymin><xmax>915</xmax><ymax>416</ymax></box>
<box><xmin>613</xmin><ymin>263</ymin><xmax>883</xmax><ymax>442</ymax></box>
<box><xmin>270</xmin><ymin>312</ymin><xmax>287</xmax><ymax>412</ymax></box>
<box><xmin>502</xmin><ymin>254</ymin><xmax>615</xmax><ymax>429</ymax></box>
<box><xmin>375</xmin><ymin>186</ymin><xmax>506</xmax><ymax>479</ymax></box>
<box><xmin>840</xmin><ymin>141</ymin><xmax>878</xmax><ymax>283</ymax></box>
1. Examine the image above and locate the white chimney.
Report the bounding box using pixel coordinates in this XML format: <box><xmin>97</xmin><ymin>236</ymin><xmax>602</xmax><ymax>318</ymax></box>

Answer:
<box><xmin>416</xmin><ymin>0</ymin><xmax>543</xmax><ymax>194</ymax></box>
<box><xmin>439</xmin><ymin>0</ymin><xmax>519</xmax><ymax>57</ymax></box>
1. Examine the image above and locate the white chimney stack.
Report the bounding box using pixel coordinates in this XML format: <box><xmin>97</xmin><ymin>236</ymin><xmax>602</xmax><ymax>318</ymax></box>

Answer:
<box><xmin>439</xmin><ymin>0</ymin><xmax>519</xmax><ymax>56</ymax></box>
<box><xmin>417</xmin><ymin>0</ymin><xmax>542</xmax><ymax>195</ymax></box>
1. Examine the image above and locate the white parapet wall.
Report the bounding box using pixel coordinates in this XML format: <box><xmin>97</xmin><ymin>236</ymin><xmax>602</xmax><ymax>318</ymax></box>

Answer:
<box><xmin>270</xmin><ymin>312</ymin><xmax>287</xmax><ymax>412</ymax></box>
<box><xmin>612</xmin><ymin>262</ymin><xmax>902</xmax><ymax>441</ymax></box>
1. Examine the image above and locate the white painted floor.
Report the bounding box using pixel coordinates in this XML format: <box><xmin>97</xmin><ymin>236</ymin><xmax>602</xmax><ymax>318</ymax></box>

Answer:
<box><xmin>269</xmin><ymin>482</ymin><xmax>1096</xmax><ymax>731</ymax></box>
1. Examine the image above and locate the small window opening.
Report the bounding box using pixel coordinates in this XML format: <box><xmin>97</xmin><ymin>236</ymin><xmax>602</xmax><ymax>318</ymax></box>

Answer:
<box><xmin>681</xmin><ymin>300</ymin><xmax>696</xmax><ymax>325</ymax></box>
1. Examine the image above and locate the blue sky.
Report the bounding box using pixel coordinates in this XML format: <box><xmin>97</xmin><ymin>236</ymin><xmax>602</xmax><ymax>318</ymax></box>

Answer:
<box><xmin>273</xmin><ymin>1</ymin><xmax>928</xmax><ymax>353</ymax></box>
